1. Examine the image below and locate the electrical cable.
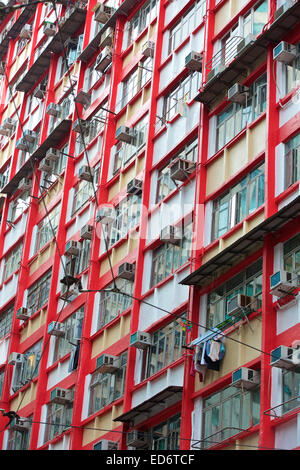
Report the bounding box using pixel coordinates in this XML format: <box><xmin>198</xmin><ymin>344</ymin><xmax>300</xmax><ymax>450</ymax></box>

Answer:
<box><xmin>5</xmin><ymin>417</ymin><xmax>287</xmax><ymax>451</ymax></box>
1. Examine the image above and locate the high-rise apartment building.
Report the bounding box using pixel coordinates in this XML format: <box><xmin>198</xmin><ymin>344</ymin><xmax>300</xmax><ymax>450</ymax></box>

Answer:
<box><xmin>0</xmin><ymin>0</ymin><xmax>299</xmax><ymax>451</ymax></box>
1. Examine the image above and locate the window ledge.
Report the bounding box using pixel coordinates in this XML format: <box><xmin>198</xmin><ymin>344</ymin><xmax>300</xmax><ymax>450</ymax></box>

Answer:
<box><xmin>275</xmin><ymin>181</ymin><xmax>299</xmax><ymax>206</ymax></box>
<box><xmin>83</xmin><ymin>395</ymin><xmax>124</xmax><ymax>426</ymax></box>
<box><xmin>133</xmin><ymin>356</ymin><xmax>185</xmax><ymax>393</ymax></box>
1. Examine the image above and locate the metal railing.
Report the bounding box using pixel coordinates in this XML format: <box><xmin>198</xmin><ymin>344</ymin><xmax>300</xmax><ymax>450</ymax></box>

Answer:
<box><xmin>205</xmin><ymin>35</ymin><xmax>244</xmax><ymax>74</ymax></box>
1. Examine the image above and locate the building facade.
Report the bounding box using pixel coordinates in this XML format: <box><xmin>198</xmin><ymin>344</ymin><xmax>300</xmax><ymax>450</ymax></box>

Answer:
<box><xmin>0</xmin><ymin>0</ymin><xmax>299</xmax><ymax>451</ymax></box>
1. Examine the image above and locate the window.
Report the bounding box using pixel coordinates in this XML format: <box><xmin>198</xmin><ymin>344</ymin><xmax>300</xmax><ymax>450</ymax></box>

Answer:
<box><xmin>151</xmin><ymin>221</ymin><xmax>193</xmax><ymax>287</ymax></box>
<box><xmin>7</xmin><ymin>191</ymin><xmax>31</xmax><ymax>223</ymax></box>
<box><xmin>120</xmin><ymin>57</ymin><xmax>153</xmax><ymax>109</ymax></box>
<box><xmin>98</xmin><ymin>279</ymin><xmax>133</xmax><ymax>329</ymax></box>
<box><xmin>284</xmin><ymin>132</ymin><xmax>300</xmax><ymax>189</ymax></box>
<box><xmin>7</xmin><ymin>416</ymin><xmax>32</xmax><ymax>450</ymax></box>
<box><xmin>151</xmin><ymin>414</ymin><xmax>181</xmax><ymax>450</ymax></box>
<box><xmin>216</xmin><ymin>74</ymin><xmax>267</xmax><ymax>151</ymax></box>
<box><xmin>44</xmin><ymin>389</ymin><xmax>74</xmax><ymax>442</ymax></box>
<box><xmin>207</xmin><ymin>259</ymin><xmax>263</xmax><ymax>329</ymax></box>
<box><xmin>35</xmin><ymin>204</ymin><xmax>61</xmax><ymax>252</ymax></box>
<box><xmin>40</xmin><ymin>144</ymin><xmax>69</xmax><ymax>190</ymax></box>
<box><xmin>72</xmin><ymin>181</ymin><xmax>93</xmax><ymax>216</ymax></box>
<box><xmin>0</xmin><ymin>304</ymin><xmax>14</xmax><ymax>339</ymax></box>
<box><xmin>59</xmin><ymin>37</ymin><xmax>82</xmax><ymax>78</ymax></box>
<box><xmin>12</xmin><ymin>341</ymin><xmax>42</xmax><ymax>392</ymax></box>
<box><xmin>125</xmin><ymin>0</ymin><xmax>158</xmax><ymax>48</ymax></box>
<box><xmin>52</xmin><ymin>307</ymin><xmax>84</xmax><ymax>363</ymax></box>
<box><xmin>201</xmin><ymin>384</ymin><xmax>260</xmax><ymax>449</ymax></box>
<box><xmin>2</xmin><ymin>243</ymin><xmax>23</xmax><ymax>282</ymax></box>
<box><xmin>113</xmin><ymin>114</ymin><xmax>148</xmax><ymax>174</ymax></box>
<box><xmin>141</xmin><ymin>314</ymin><xmax>187</xmax><ymax>381</ymax></box>
<box><xmin>286</xmin><ymin>43</ymin><xmax>300</xmax><ymax>95</ymax></box>
<box><xmin>105</xmin><ymin>194</ymin><xmax>142</xmax><ymax>248</ymax></box>
<box><xmin>163</xmin><ymin>72</ymin><xmax>201</xmax><ymax>122</ymax></box>
<box><xmin>0</xmin><ymin>166</ymin><xmax>9</xmax><ymax>191</ymax></box>
<box><xmin>89</xmin><ymin>352</ymin><xmax>127</xmax><ymax>415</ymax></box>
<box><xmin>168</xmin><ymin>1</ymin><xmax>206</xmax><ymax>54</ymax></box>
<box><xmin>212</xmin><ymin>164</ymin><xmax>265</xmax><ymax>241</ymax></box>
<box><xmin>283</xmin><ymin>232</ymin><xmax>300</xmax><ymax>274</ymax></box>
<box><xmin>156</xmin><ymin>138</ymin><xmax>198</xmax><ymax>203</ymax></box>
<box><xmin>26</xmin><ymin>270</ymin><xmax>52</xmax><ymax>315</ymax></box>
<box><xmin>281</xmin><ymin>369</ymin><xmax>300</xmax><ymax>414</ymax></box>
<box><xmin>75</xmin><ymin>115</ymin><xmax>104</xmax><ymax>155</ymax></box>
<box><xmin>218</xmin><ymin>1</ymin><xmax>268</xmax><ymax>67</ymax></box>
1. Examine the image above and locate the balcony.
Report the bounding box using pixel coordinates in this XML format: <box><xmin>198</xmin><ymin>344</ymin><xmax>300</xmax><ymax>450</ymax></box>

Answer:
<box><xmin>16</xmin><ymin>4</ymin><xmax>86</xmax><ymax>93</ymax></box>
<box><xmin>196</xmin><ymin>0</ymin><xmax>300</xmax><ymax>108</ymax></box>
<box><xmin>0</xmin><ymin>1</ymin><xmax>36</xmax><ymax>60</ymax></box>
<box><xmin>2</xmin><ymin>103</ymin><xmax>72</xmax><ymax>196</ymax></box>
<box><xmin>181</xmin><ymin>193</ymin><xmax>300</xmax><ymax>289</ymax></box>
<box><xmin>78</xmin><ymin>0</ymin><xmax>142</xmax><ymax>63</ymax></box>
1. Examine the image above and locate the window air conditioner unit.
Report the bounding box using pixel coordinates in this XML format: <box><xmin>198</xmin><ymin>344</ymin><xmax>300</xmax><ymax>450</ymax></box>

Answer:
<box><xmin>99</xmin><ymin>27</ymin><xmax>114</xmax><ymax>49</ymax></box>
<box><xmin>227</xmin><ymin>83</ymin><xmax>249</xmax><ymax>104</ymax></box>
<box><xmin>46</xmin><ymin>147</ymin><xmax>60</xmax><ymax>162</ymax></box>
<box><xmin>270</xmin><ymin>345</ymin><xmax>300</xmax><ymax>370</ymax></box>
<box><xmin>115</xmin><ymin>126</ymin><xmax>135</xmax><ymax>144</ymax></box>
<box><xmin>78</xmin><ymin>165</ymin><xmax>94</xmax><ymax>183</ymax></box>
<box><xmin>118</xmin><ymin>262</ymin><xmax>135</xmax><ymax>281</ymax></box>
<box><xmin>38</xmin><ymin>157</ymin><xmax>53</xmax><ymax>173</ymax></box>
<box><xmin>94</xmin><ymin>4</ymin><xmax>115</xmax><ymax>23</ymax></box>
<box><xmin>185</xmin><ymin>51</ymin><xmax>203</xmax><ymax>72</ymax></box>
<box><xmin>65</xmin><ymin>240</ymin><xmax>80</xmax><ymax>256</ymax></box>
<box><xmin>160</xmin><ymin>225</ymin><xmax>182</xmax><ymax>245</ymax></box>
<box><xmin>270</xmin><ymin>270</ymin><xmax>298</xmax><ymax>297</ymax></box>
<box><xmin>23</xmin><ymin>129</ymin><xmax>37</xmax><ymax>143</ymax></box>
<box><xmin>226</xmin><ymin>294</ymin><xmax>256</xmax><ymax>317</ymax></box>
<box><xmin>0</xmin><ymin>125</ymin><xmax>11</xmax><ymax>137</ymax></box>
<box><xmin>48</xmin><ymin>321</ymin><xmax>65</xmax><ymax>337</ymax></box>
<box><xmin>47</xmin><ymin>103</ymin><xmax>61</xmax><ymax>117</ymax></box>
<box><xmin>273</xmin><ymin>41</ymin><xmax>296</xmax><ymax>64</ymax></box>
<box><xmin>130</xmin><ymin>331</ymin><xmax>151</xmax><ymax>350</ymax></box>
<box><xmin>142</xmin><ymin>40</ymin><xmax>155</xmax><ymax>58</ymax></box>
<box><xmin>169</xmin><ymin>157</ymin><xmax>195</xmax><ymax>182</ymax></box>
<box><xmin>81</xmin><ymin>224</ymin><xmax>93</xmax><ymax>240</ymax></box>
<box><xmin>96</xmin><ymin>206</ymin><xmax>115</xmax><ymax>224</ymax></box>
<box><xmin>33</xmin><ymin>83</ymin><xmax>47</xmax><ymax>99</ymax></box>
<box><xmin>2</xmin><ymin>118</ymin><xmax>16</xmax><ymax>130</ymax></box>
<box><xmin>20</xmin><ymin>24</ymin><xmax>32</xmax><ymax>39</ymax></box>
<box><xmin>10</xmin><ymin>417</ymin><xmax>30</xmax><ymax>432</ymax></box>
<box><xmin>126</xmin><ymin>430</ymin><xmax>147</xmax><ymax>449</ymax></box>
<box><xmin>18</xmin><ymin>177</ymin><xmax>31</xmax><ymax>192</ymax></box>
<box><xmin>16</xmin><ymin>307</ymin><xmax>30</xmax><ymax>321</ymax></box>
<box><xmin>16</xmin><ymin>138</ymin><xmax>27</xmax><ymax>151</ymax></box>
<box><xmin>206</xmin><ymin>63</ymin><xmax>226</xmax><ymax>83</ymax></box>
<box><xmin>95</xmin><ymin>354</ymin><xmax>120</xmax><ymax>374</ymax></box>
<box><xmin>95</xmin><ymin>47</ymin><xmax>112</xmax><ymax>72</ymax></box>
<box><xmin>75</xmin><ymin>89</ymin><xmax>91</xmax><ymax>108</ymax></box>
<box><xmin>60</xmin><ymin>283</ymin><xmax>78</xmax><ymax>300</ymax></box>
<box><xmin>49</xmin><ymin>387</ymin><xmax>74</xmax><ymax>405</ymax></box>
<box><xmin>8</xmin><ymin>352</ymin><xmax>24</xmax><ymax>365</ymax></box>
<box><xmin>93</xmin><ymin>439</ymin><xmax>118</xmax><ymax>451</ymax></box>
<box><xmin>236</xmin><ymin>33</ymin><xmax>256</xmax><ymax>55</ymax></box>
<box><xmin>231</xmin><ymin>367</ymin><xmax>260</xmax><ymax>390</ymax></box>
<box><xmin>127</xmin><ymin>178</ymin><xmax>142</xmax><ymax>195</ymax></box>
<box><xmin>43</xmin><ymin>21</ymin><xmax>56</xmax><ymax>37</ymax></box>
<box><xmin>274</xmin><ymin>0</ymin><xmax>296</xmax><ymax>21</ymax></box>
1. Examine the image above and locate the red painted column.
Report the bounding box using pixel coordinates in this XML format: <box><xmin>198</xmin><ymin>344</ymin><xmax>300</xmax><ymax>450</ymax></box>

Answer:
<box><xmin>119</xmin><ymin>0</ymin><xmax>166</xmax><ymax>450</ymax></box>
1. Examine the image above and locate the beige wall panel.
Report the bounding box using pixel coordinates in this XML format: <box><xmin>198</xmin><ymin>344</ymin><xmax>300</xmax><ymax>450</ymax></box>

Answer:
<box><xmin>20</xmin><ymin>308</ymin><xmax>47</xmax><ymax>343</ymax></box>
<box><xmin>10</xmin><ymin>382</ymin><xmax>37</xmax><ymax>411</ymax></box>
<box><xmin>9</xmin><ymin>43</ymin><xmax>30</xmax><ymax>79</ymax></box>
<box><xmin>29</xmin><ymin>242</ymin><xmax>56</xmax><ymax>275</ymax></box>
<box><xmin>195</xmin><ymin>317</ymin><xmax>261</xmax><ymax>392</ymax></box>
<box><xmin>123</xmin><ymin>49</ymin><xmax>134</xmax><ymax>68</ymax></box>
<box><xmin>127</xmin><ymin>96</ymin><xmax>143</xmax><ymax>121</ymax></box>
<box><xmin>206</xmin><ymin>154</ymin><xmax>225</xmax><ymax>196</ymax></box>
<box><xmin>40</xmin><ymin>178</ymin><xmax>63</xmax><ymax>208</ymax></box>
<box><xmin>244</xmin><ymin>210</ymin><xmax>265</xmax><ymax>233</ymax></box>
<box><xmin>202</xmin><ymin>243</ymin><xmax>220</xmax><ymax>264</ymax></box>
<box><xmin>215</xmin><ymin>0</ymin><xmax>249</xmax><ymax>35</ymax></box>
<box><xmin>221</xmin><ymin>225</ymin><xmax>244</xmax><ymax>249</ymax></box>
<box><xmin>82</xmin><ymin>405</ymin><xmax>123</xmax><ymax>446</ymax></box>
<box><xmin>226</xmin><ymin>135</ymin><xmax>247</xmax><ymax>178</ymax></box>
<box><xmin>248</xmin><ymin>118</ymin><xmax>266</xmax><ymax>161</ymax></box>
<box><xmin>91</xmin><ymin>333</ymin><xmax>104</xmax><ymax>359</ymax></box>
